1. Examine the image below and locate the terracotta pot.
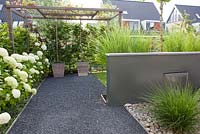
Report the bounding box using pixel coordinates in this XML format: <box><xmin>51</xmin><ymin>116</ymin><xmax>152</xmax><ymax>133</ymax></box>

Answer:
<box><xmin>52</xmin><ymin>63</ymin><xmax>65</xmax><ymax>77</ymax></box>
<box><xmin>77</xmin><ymin>62</ymin><xmax>89</xmax><ymax>76</ymax></box>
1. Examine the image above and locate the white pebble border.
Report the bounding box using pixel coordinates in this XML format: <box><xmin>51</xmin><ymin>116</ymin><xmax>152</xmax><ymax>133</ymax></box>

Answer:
<box><xmin>124</xmin><ymin>103</ymin><xmax>200</xmax><ymax>134</ymax></box>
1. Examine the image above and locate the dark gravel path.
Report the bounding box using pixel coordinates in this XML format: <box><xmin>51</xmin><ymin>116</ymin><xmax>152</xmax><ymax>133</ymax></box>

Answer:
<box><xmin>8</xmin><ymin>75</ymin><xmax>146</xmax><ymax>134</ymax></box>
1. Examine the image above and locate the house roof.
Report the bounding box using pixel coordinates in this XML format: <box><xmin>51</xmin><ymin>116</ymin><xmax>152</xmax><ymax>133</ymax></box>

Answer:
<box><xmin>0</xmin><ymin>0</ymin><xmax>24</xmax><ymax>22</ymax></box>
<box><xmin>111</xmin><ymin>0</ymin><xmax>160</xmax><ymax>21</ymax></box>
<box><xmin>173</xmin><ymin>4</ymin><xmax>200</xmax><ymax>23</ymax></box>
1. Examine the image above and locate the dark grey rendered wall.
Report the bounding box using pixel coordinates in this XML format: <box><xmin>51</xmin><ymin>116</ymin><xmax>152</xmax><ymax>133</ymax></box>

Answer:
<box><xmin>106</xmin><ymin>52</ymin><xmax>200</xmax><ymax>106</ymax></box>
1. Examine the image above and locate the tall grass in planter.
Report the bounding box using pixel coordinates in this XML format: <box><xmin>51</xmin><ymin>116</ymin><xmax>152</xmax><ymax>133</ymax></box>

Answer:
<box><xmin>146</xmin><ymin>84</ymin><xmax>200</xmax><ymax>134</ymax></box>
<box><xmin>163</xmin><ymin>32</ymin><xmax>200</xmax><ymax>52</ymax></box>
<box><xmin>96</xmin><ymin>28</ymin><xmax>151</xmax><ymax>66</ymax></box>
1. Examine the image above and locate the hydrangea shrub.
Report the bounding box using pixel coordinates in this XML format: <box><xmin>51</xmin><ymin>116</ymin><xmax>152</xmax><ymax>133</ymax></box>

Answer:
<box><xmin>0</xmin><ymin>42</ymin><xmax>50</xmax><ymax>126</ymax></box>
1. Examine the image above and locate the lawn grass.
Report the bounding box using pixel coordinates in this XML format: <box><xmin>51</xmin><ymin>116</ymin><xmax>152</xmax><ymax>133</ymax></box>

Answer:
<box><xmin>93</xmin><ymin>72</ymin><xmax>107</xmax><ymax>86</ymax></box>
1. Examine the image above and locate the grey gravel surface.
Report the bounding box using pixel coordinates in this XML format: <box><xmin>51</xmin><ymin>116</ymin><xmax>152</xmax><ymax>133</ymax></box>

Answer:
<box><xmin>8</xmin><ymin>74</ymin><xmax>146</xmax><ymax>134</ymax></box>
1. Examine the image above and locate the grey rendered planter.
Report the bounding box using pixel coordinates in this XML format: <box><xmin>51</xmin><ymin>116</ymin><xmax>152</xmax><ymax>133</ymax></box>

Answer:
<box><xmin>77</xmin><ymin>61</ymin><xmax>89</xmax><ymax>76</ymax></box>
<box><xmin>52</xmin><ymin>63</ymin><xmax>65</xmax><ymax>77</ymax></box>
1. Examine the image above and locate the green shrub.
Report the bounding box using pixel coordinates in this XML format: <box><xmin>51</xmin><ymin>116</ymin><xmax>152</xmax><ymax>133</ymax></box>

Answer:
<box><xmin>146</xmin><ymin>84</ymin><xmax>200</xmax><ymax>134</ymax></box>
<box><xmin>38</xmin><ymin>21</ymin><xmax>105</xmax><ymax>72</ymax></box>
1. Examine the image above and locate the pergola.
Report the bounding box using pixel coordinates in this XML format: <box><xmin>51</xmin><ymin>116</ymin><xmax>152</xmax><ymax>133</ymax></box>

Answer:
<box><xmin>5</xmin><ymin>4</ymin><xmax>123</xmax><ymax>51</ymax></box>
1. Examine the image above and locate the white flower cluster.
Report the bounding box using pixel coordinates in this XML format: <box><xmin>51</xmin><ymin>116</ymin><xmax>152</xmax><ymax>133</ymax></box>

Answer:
<box><xmin>12</xmin><ymin>89</ymin><xmax>21</xmax><ymax>98</ymax></box>
<box><xmin>0</xmin><ymin>48</ymin><xmax>9</xmax><ymax>57</ymax></box>
<box><xmin>0</xmin><ymin>47</ymin><xmax>50</xmax><ymax>125</ymax></box>
<box><xmin>14</xmin><ymin>69</ymin><xmax>28</xmax><ymax>82</ymax></box>
<box><xmin>4</xmin><ymin>76</ymin><xmax>18</xmax><ymax>89</ymax></box>
<box><xmin>34</xmin><ymin>42</ymin><xmax>47</xmax><ymax>51</ymax></box>
<box><xmin>41</xmin><ymin>44</ymin><xmax>47</xmax><ymax>51</ymax></box>
<box><xmin>0</xmin><ymin>112</ymin><xmax>11</xmax><ymax>125</ymax></box>
<box><xmin>29</xmin><ymin>68</ymin><xmax>40</xmax><ymax>74</ymax></box>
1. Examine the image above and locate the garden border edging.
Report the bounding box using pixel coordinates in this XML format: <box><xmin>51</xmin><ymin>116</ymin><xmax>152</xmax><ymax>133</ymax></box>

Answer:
<box><xmin>124</xmin><ymin>105</ymin><xmax>148</xmax><ymax>134</ymax></box>
<box><xmin>5</xmin><ymin>78</ymin><xmax>47</xmax><ymax>134</ymax></box>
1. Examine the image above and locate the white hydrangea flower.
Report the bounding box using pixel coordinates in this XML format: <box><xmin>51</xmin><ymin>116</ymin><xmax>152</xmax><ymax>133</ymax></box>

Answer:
<box><xmin>34</xmin><ymin>55</ymin><xmax>39</xmax><ymax>60</ymax></box>
<box><xmin>41</xmin><ymin>44</ymin><xmax>47</xmax><ymax>51</ymax></box>
<box><xmin>11</xmin><ymin>54</ymin><xmax>23</xmax><ymax>63</ymax></box>
<box><xmin>13</xmin><ymin>69</ymin><xmax>21</xmax><ymax>75</ymax></box>
<box><xmin>28</xmin><ymin>56</ymin><xmax>36</xmax><ymax>63</ymax></box>
<box><xmin>3</xmin><ymin>56</ymin><xmax>17</xmax><ymax>68</ymax></box>
<box><xmin>12</xmin><ymin>89</ymin><xmax>21</xmax><ymax>98</ymax></box>
<box><xmin>4</xmin><ymin>76</ymin><xmax>18</xmax><ymax>88</ymax></box>
<box><xmin>18</xmin><ymin>71</ymin><xmax>28</xmax><ymax>82</ymax></box>
<box><xmin>34</xmin><ymin>42</ymin><xmax>40</xmax><ymax>46</ymax></box>
<box><xmin>0</xmin><ymin>112</ymin><xmax>11</xmax><ymax>125</ymax></box>
<box><xmin>45</xmin><ymin>58</ymin><xmax>50</xmax><ymax>64</ymax></box>
<box><xmin>37</xmin><ymin>51</ymin><xmax>43</xmax><ymax>58</ymax></box>
<box><xmin>29</xmin><ymin>68</ymin><xmax>36</xmax><ymax>74</ymax></box>
<box><xmin>0</xmin><ymin>88</ymin><xmax>3</xmax><ymax>91</ymax></box>
<box><xmin>29</xmin><ymin>53</ymin><xmax>35</xmax><ymax>57</ymax></box>
<box><xmin>31</xmin><ymin>88</ymin><xmax>37</xmax><ymax>95</ymax></box>
<box><xmin>29</xmin><ymin>75</ymin><xmax>32</xmax><ymax>78</ymax></box>
<box><xmin>37</xmin><ymin>62</ymin><xmax>42</xmax><ymax>66</ymax></box>
<box><xmin>23</xmin><ymin>83</ymin><xmax>32</xmax><ymax>92</ymax></box>
<box><xmin>35</xmin><ymin>70</ymin><xmax>40</xmax><ymax>74</ymax></box>
<box><xmin>22</xmin><ymin>52</ymin><xmax>28</xmax><ymax>56</ymax></box>
<box><xmin>16</xmin><ymin>63</ymin><xmax>23</xmax><ymax>69</ymax></box>
<box><xmin>41</xmin><ymin>71</ymin><xmax>44</xmax><ymax>74</ymax></box>
<box><xmin>22</xmin><ymin>56</ymin><xmax>28</xmax><ymax>62</ymax></box>
<box><xmin>0</xmin><ymin>48</ymin><xmax>9</xmax><ymax>57</ymax></box>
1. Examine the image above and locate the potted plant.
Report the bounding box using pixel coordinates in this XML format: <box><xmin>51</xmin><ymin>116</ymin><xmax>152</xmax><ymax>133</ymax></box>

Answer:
<box><xmin>77</xmin><ymin>53</ymin><xmax>89</xmax><ymax>76</ymax></box>
<box><xmin>52</xmin><ymin>22</ymin><xmax>65</xmax><ymax>77</ymax></box>
<box><xmin>76</xmin><ymin>24</ymin><xmax>90</xmax><ymax>76</ymax></box>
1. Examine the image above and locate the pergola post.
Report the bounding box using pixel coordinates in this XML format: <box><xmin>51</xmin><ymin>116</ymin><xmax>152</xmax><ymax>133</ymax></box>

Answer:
<box><xmin>7</xmin><ymin>8</ymin><xmax>15</xmax><ymax>52</ymax></box>
<box><xmin>118</xmin><ymin>11</ymin><xmax>122</xmax><ymax>27</ymax></box>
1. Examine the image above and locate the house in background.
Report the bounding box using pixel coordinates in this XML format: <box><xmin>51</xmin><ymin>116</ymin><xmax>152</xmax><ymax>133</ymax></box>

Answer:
<box><xmin>111</xmin><ymin>0</ymin><xmax>165</xmax><ymax>32</ymax></box>
<box><xmin>0</xmin><ymin>0</ymin><xmax>25</xmax><ymax>27</ymax></box>
<box><xmin>167</xmin><ymin>4</ymin><xmax>200</xmax><ymax>32</ymax></box>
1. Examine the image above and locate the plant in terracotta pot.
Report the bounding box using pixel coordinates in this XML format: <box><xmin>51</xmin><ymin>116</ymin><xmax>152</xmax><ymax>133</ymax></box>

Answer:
<box><xmin>52</xmin><ymin>21</ymin><xmax>65</xmax><ymax>77</ymax></box>
<box><xmin>76</xmin><ymin>24</ymin><xmax>89</xmax><ymax>76</ymax></box>
<box><xmin>77</xmin><ymin>54</ymin><xmax>89</xmax><ymax>76</ymax></box>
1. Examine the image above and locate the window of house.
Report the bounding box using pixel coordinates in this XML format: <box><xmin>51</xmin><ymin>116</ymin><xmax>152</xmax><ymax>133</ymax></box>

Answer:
<box><xmin>13</xmin><ymin>21</ymin><xmax>19</xmax><ymax>27</ymax></box>
<box><xmin>174</xmin><ymin>10</ymin><xmax>177</xmax><ymax>22</ymax></box>
<box><xmin>123</xmin><ymin>11</ymin><xmax>128</xmax><ymax>15</ymax></box>
<box><xmin>196</xmin><ymin>13</ymin><xmax>200</xmax><ymax>19</ymax></box>
<box><xmin>123</xmin><ymin>20</ymin><xmax>140</xmax><ymax>32</ymax></box>
<box><xmin>0</xmin><ymin>4</ymin><xmax>3</xmax><ymax>10</ymax></box>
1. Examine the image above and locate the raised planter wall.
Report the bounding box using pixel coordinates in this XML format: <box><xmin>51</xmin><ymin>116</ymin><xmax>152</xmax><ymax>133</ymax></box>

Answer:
<box><xmin>106</xmin><ymin>52</ymin><xmax>200</xmax><ymax>106</ymax></box>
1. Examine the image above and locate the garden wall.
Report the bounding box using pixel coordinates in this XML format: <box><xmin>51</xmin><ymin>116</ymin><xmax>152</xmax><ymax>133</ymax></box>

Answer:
<box><xmin>106</xmin><ymin>52</ymin><xmax>200</xmax><ymax>106</ymax></box>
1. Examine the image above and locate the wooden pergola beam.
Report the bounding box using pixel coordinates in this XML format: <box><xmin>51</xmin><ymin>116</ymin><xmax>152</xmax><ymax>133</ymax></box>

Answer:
<box><xmin>31</xmin><ymin>16</ymin><xmax>110</xmax><ymax>21</ymax></box>
<box><xmin>5</xmin><ymin>5</ymin><xmax>121</xmax><ymax>12</ymax></box>
<box><xmin>43</xmin><ymin>13</ymin><xmax>95</xmax><ymax>17</ymax></box>
<box><xmin>91</xmin><ymin>11</ymin><xmax>99</xmax><ymax>19</ymax></box>
<box><xmin>37</xmin><ymin>9</ymin><xmax>46</xmax><ymax>18</ymax></box>
<box><xmin>5</xmin><ymin>4</ymin><xmax>123</xmax><ymax>52</ymax></box>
